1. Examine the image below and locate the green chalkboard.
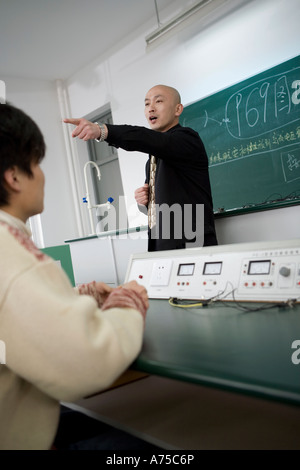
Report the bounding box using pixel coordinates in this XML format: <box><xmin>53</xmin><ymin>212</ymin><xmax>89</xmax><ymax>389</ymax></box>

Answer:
<box><xmin>180</xmin><ymin>55</ymin><xmax>300</xmax><ymax>216</ymax></box>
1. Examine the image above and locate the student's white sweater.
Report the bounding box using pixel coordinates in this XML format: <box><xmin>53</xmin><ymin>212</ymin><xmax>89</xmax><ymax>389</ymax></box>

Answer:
<box><xmin>0</xmin><ymin>211</ymin><xmax>144</xmax><ymax>450</ymax></box>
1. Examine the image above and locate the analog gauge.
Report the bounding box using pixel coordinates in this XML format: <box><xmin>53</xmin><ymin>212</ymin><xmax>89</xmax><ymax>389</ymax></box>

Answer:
<box><xmin>248</xmin><ymin>260</ymin><xmax>271</xmax><ymax>275</ymax></box>
<box><xmin>203</xmin><ymin>262</ymin><xmax>222</xmax><ymax>275</ymax></box>
<box><xmin>177</xmin><ymin>263</ymin><xmax>195</xmax><ymax>276</ymax></box>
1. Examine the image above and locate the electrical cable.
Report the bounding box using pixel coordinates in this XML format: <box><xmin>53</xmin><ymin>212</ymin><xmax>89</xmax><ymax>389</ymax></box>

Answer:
<box><xmin>168</xmin><ymin>281</ymin><xmax>300</xmax><ymax>312</ymax></box>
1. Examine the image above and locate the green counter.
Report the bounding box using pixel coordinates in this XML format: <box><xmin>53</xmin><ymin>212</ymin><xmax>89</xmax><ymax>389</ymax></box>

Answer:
<box><xmin>134</xmin><ymin>299</ymin><xmax>300</xmax><ymax>405</ymax></box>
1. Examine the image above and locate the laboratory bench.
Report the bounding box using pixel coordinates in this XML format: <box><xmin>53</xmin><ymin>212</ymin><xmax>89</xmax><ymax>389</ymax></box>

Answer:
<box><xmin>65</xmin><ymin>299</ymin><xmax>300</xmax><ymax>450</ymax></box>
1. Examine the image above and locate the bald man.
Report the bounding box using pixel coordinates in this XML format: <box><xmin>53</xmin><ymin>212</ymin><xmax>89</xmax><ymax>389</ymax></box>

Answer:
<box><xmin>65</xmin><ymin>85</ymin><xmax>217</xmax><ymax>251</ymax></box>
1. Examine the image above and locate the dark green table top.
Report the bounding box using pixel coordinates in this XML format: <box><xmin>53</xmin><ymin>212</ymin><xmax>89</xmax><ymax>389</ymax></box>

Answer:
<box><xmin>133</xmin><ymin>299</ymin><xmax>300</xmax><ymax>405</ymax></box>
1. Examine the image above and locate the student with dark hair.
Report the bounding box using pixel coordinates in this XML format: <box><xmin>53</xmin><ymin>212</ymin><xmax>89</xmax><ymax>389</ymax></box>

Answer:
<box><xmin>0</xmin><ymin>103</ymin><xmax>157</xmax><ymax>450</ymax></box>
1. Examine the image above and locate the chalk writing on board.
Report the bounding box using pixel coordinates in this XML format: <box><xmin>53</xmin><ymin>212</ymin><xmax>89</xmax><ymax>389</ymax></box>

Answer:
<box><xmin>180</xmin><ymin>55</ymin><xmax>300</xmax><ymax>214</ymax></box>
<box><xmin>188</xmin><ymin>68</ymin><xmax>300</xmax><ymax>168</ymax></box>
<box><xmin>208</xmin><ymin>126</ymin><xmax>300</xmax><ymax>166</ymax></box>
<box><xmin>224</xmin><ymin>69</ymin><xmax>299</xmax><ymax>140</ymax></box>
<box><xmin>281</xmin><ymin>149</ymin><xmax>300</xmax><ymax>183</ymax></box>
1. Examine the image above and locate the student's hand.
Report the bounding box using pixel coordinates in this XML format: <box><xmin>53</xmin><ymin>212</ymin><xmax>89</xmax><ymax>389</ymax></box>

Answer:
<box><xmin>64</xmin><ymin>118</ymin><xmax>101</xmax><ymax>141</ymax></box>
<box><xmin>101</xmin><ymin>280</ymin><xmax>149</xmax><ymax>320</ymax></box>
<box><xmin>122</xmin><ymin>280</ymin><xmax>149</xmax><ymax>311</ymax></box>
<box><xmin>94</xmin><ymin>282</ymin><xmax>114</xmax><ymax>304</ymax></box>
<box><xmin>134</xmin><ymin>184</ymin><xmax>149</xmax><ymax>206</ymax></box>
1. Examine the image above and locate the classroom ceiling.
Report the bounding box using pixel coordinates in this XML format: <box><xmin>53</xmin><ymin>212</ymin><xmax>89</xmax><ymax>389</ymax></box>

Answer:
<box><xmin>0</xmin><ymin>0</ymin><xmax>197</xmax><ymax>81</ymax></box>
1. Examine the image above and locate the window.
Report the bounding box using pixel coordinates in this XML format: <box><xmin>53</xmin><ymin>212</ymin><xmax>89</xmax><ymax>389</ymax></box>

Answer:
<box><xmin>87</xmin><ymin>110</ymin><xmax>127</xmax><ymax>232</ymax></box>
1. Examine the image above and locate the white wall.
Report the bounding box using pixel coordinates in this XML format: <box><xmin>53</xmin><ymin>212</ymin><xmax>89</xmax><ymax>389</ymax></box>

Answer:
<box><xmin>64</xmin><ymin>0</ymin><xmax>300</xmax><ymax>245</ymax></box>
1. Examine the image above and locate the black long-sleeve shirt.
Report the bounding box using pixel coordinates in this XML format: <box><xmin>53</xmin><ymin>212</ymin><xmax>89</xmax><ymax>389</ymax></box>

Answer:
<box><xmin>106</xmin><ymin>123</ymin><xmax>217</xmax><ymax>251</ymax></box>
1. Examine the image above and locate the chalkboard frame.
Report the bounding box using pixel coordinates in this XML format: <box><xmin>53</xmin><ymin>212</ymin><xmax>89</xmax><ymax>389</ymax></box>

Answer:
<box><xmin>180</xmin><ymin>55</ymin><xmax>300</xmax><ymax>218</ymax></box>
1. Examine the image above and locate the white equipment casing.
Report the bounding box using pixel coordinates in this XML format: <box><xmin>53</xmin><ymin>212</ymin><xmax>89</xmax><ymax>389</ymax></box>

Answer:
<box><xmin>125</xmin><ymin>239</ymin><xmax>300</xmax><ymax>302</ymax></box>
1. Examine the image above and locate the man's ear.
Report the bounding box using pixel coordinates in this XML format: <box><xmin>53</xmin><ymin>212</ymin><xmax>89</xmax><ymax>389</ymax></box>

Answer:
<box><xmin>175</xmin><ymin>103</ymin><xmax>184</xmax><ymax>117</ymax></box>
<box><xmin>3</xmin><ymin>166</ymin><xmax>22</xmax><ymax>193</ymax></box>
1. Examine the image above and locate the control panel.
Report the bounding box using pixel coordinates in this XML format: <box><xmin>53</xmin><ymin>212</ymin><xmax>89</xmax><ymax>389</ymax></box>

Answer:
<box><xmin>125</xmin><ymin>239</ymin><xmax>300</xmax><ymax>302</ymax></box>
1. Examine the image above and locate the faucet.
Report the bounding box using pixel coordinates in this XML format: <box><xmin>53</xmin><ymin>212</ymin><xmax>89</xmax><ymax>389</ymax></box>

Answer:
<box><xmin>83</xmin><ymin>161</ymin><xmax>113</xmax><ymax>235</ymax></box>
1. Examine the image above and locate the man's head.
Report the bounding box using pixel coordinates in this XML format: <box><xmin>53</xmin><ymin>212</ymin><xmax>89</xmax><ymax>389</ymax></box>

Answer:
<box><xmin>144</xmin><ymin>85</ymin><xmax>183</xmax><ymax>132</ymax></box>
<box><xmin>0</xmin><ymin>103</ymin><xmax>46</xmax><ymax>219</ymax></box>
